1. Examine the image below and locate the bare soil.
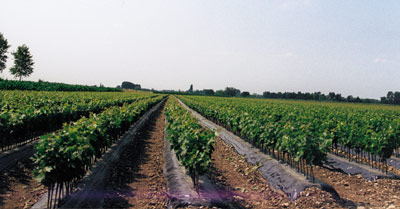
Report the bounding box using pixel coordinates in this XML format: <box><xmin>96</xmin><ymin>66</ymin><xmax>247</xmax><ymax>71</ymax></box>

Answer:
<box><xmin>313</xmin><ymin>164</ymin><xmax>400</xmax><ymax>209</ymax></box>
<box><xmin>104</xmin><ymin>106</ymin><xmax>168</xmax><ymax>208</ymax></box>
<box><xmin>0</xmin><ymin>158</ymin><xmax>47</xmax><ymax>209</ymax></box>
<box><xmin>207</xmin><ymin>137</ymin><xmax>344</xmax><ymax>209</ymax></box>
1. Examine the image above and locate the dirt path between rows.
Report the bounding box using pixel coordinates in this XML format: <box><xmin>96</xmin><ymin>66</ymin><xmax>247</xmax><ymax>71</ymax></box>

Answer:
<box><xmin>207</xmin><ymin>137</ymin><xmax>344</xmax><ymax>209</ymax></box>
<box><xmin>104</xmin><ymin>105</ymin><xmax>168</xmax><ymax>208</ymax></box>
<box><xmin>313</xmin><ymin>165</ymin><xmax>400</xmax><ymax>208</ymax></box>
<box><xmin>0</xmin><ymin>157</ymin><xmax>47</xmax><ymax>209</ymax></box>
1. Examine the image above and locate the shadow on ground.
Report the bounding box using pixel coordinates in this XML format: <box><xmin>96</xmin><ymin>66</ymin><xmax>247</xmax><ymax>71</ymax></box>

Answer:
<box><xmin>103</xmin><ymin>105</ymin><xmax>165</xmax><ymax>208</ymax></box>
<box><xmin>0</xmin><ymin>157</ymin><xmax>35</xmax><ymax>206</ymax></box>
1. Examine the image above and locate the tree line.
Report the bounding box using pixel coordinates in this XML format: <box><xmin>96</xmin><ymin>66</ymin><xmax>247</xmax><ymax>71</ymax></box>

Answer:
<box><xmin>155</xmin><ymin>86</ymin><xmax>251</xmax><ymax>98</ymax></box>
<box><xmin>190</xmin><ymin>86</ymin><xmax>380</xmax><ymax>104</ymax></box>
<box><xmin>0</xmin><ymin>33</ymin><xmax>34</xmax><ymax>80</ymax></box>
<box><xmin>261</xmin><ymin>91</ymin><xmax>379</xmax><ymax>103</ymax></box>
<box><xmin>0</xmin><ymin>79</ymin><xmax>122</xmax><ymax>92</ymax></box>
<box><xmin>262</xmin><ymin>91</ymin><xmax>400</xmax><ymax>105</ymax></box>
<box><xmin>381</xmin><ymin>92</ymin><xmax>400</xmax><ymax>105</ymax></box>
<box><xmin>156</xmin><ymin>86</ymin><xmax>400</xmax><ymax>105</ymax></box>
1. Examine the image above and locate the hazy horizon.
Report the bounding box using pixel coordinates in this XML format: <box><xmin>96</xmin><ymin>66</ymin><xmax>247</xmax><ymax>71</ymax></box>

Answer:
<box><xmin>1</xmin><ymin>0</ymin><xmax>399</xmax><ymax>99</ymax></box>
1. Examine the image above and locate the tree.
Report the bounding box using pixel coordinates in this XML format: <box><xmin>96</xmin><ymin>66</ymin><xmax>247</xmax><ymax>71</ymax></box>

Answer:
<box><xmin>328</xmin><ymin>92</ymin><xmax>336</xmax><ymax>101</ymax></box>
<box><xmin>188</xmin><ymin>84</ymin><xmax>193</xmax><ymax>93</ymax></box>
<box><xmin>313</xmin><ymin>92</ymin><xmax>322</xmax><ymax>100</ymax></box>
<box><xmin>215</xmin><ymin>90</ymin><xmax>225</xmax><ymax>96</ymax></box>
<box><xmin>381</xmin><ymin>96</ymin><xmax>388</xmax><ymax>104</ymax></box>
<box><xmin>203</xmin><ymin>89</ymin><xmax>214</xmax><ymax>95</ymax></box>
<box><xmin>10</xmin><ymin>45</ymin><xmax>34</xmax><ymax>81</ymax></box>
<box><xmin>394</xmin><ymin>91</ymin><xmax>400</xmax><ymax>105</ymax></box>
<box><xmin>224</xmin><ymin>87</ymin><xmax>240</xmax><ymax>97</ymax></box>
<box><xmin>263</xmin><ymin>91</ymin><xmax>271</xmax><ymax>98</ymax></box>
<box><xmin>240</xmin><ymin>91</ymin><xmax>250</xmax><ymax>97</ymax></box>
<box><xmin>121</xmin><ymin>81</ymin><xmax>141</xmax><ymax>89</ymax></box>
<box><xmin>387</xmin><ymin>91</ymin><xmax>395</xmax><ymax>104</ymax></box>
<box><xmin>0</xmin><ymin>33</ymin><xmax>10</xmax><ymax>74</ymax></box>
<box><xmin>335</xmin><ymin>93</ymin><xmax>343</xmax><ymax>101</ymax></box>
<box><xmin>347</xmin><ymin>95</ymin><xmax>354</xmax><ymax>102</ymax></box>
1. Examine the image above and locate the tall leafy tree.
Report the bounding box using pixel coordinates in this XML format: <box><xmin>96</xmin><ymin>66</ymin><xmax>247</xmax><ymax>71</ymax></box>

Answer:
<box><xmin>241</xmin><ymin>91</ymin><xmax>250</xmax><ymax>97</ymax></box>
<box><xmin>10</xmin><ymin>44</ymin><xmax>34</xmax><ymax>81</ymax></box>
<box><xmin>387</xmin><ymin>91</ymin><xmax>395</xmax><ymax>104</ymax></box>
<box><xmin>394</xmin><ymin>91</ymin><xmax>400</xmax><ymax>105</ymax></box>
<box><xmin>224</xmin><ymin>87</ymin><xmax>241</xmax><ymax>96</ymax></box>
<box><xmin>0</xmin><ymin>33</ymin><xmax>10</xmax><ymax>74</ymax></box>
<box><xmin>188</xmin><ymin>84</ymin><xmax>193</xmax><ymax>93</ymax></box>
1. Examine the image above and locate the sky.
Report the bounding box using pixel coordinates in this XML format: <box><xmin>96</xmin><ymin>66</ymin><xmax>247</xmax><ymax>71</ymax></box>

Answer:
<box><xmin>1</xmin><ymin>0</ymin><xmax>399</xmax><ymax>99</ymax></box>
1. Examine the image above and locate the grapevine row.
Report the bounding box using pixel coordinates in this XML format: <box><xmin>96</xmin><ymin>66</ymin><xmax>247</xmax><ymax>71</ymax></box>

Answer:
<box><xmin>0</xmin><ymin>91</ymin><xmax>156</xmax><ymax>151</ymax></box>
<box><xmin>32</xmin><ymin>95</ymin><xmax>164</xmax><ymax>207</ymax></box>
<box><xmin>178</xmin><ymin>96</ymin><xmax>400</xmax><ymax>173</ymax></box>
<box><xmin>164</xmin><ymin>97</ymin><xmax>215</xmax><ymax>187</ymax></box>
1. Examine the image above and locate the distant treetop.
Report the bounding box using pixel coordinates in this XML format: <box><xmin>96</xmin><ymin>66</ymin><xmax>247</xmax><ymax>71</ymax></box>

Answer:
<box><xmin>0</xmin><ymin>33</ymin><xmax>10</xmax><ymax>74</ymax></box>
<box><xmin>121</xmin><ymin>81</ymin><xmax>141</xmax><ymax>90</ymax></box>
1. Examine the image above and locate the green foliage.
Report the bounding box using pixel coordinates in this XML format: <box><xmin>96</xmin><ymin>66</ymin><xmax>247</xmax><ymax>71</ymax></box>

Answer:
<box><xmin>10</xmin><ymin>44</ymin><xmax>34</xmax><ymax>80</ymax></box>
<box><xmin>164</xmin><ymin>97</ymin><xmax>215</xmax><ymax>178</ymax></box>
<box><xmin>262</xmin><ymin>91</ymin><xmax>379</xmax><ymax>104</ymax></box>
<box><xmin>0</xmin><ymin>91</ymin><xmax>157</xmax><ymax>150</ymax></box>
<box><xmin>179</xmin><ymin>95</ymin><xmax>400</xmax><ymax>165</ymax></box>
<box><xmin>32</xmin><ymin>95</ymin><xmax>163</xmax><ymax>186</ymax></box>
<box><xmin>0</xmin><ymin>79</ymin><xmax>122</xmax><ymax>91</ymax></box>
<box><xmin>203</xmin><ymin>89</ymin><xmax>214</xmax><ymax>95</ymax></box>
<box><xmin>381</xmin><ymin>91</ymin><xmax>400</xmax><ymax>105</ymax></box>
<box><xmin>121</xmin><ymin>81</ymin><xmax>141</xmax><ymax>90</ymax></box>
<box><xmin>224</xmin><ymin>87</ymin><xmax>240</xmax><ymax>97</ymax></box>
<box><xmin>241</xmin><ymin>91</ymin><xmax>250</xmax><ymax>97</ymax></box>
<box><xmin>0</xmin><ymin>33</ymin><xmax>10</xmax><ymax>73</ymax></box>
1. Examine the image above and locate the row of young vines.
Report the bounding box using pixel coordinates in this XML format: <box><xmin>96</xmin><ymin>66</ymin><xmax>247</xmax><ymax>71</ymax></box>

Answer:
<box><xmin>178</xmin><ymin>95</ymin><xmax>400</xmax><ymax>175</ymax></box>
<box><xmin>164</xmin><ymin>97</ymin><xmax>215</xmax><ymax>187</ymax></box>
<box><xmin>0</xmin><ymin>90</ymin><xmax>156</xmax><ymax>151</ymax></box>
<box><xmin>31</xmin><ymin>95</ymin><xmax>164</xmax><ymax>208</ymax></box>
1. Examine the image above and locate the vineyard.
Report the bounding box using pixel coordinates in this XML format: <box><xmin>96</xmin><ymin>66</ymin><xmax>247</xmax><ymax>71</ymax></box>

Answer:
<box><xmin>0</xmin><ymin>91</ymin><xmax>156</xmax><ymax>151</ymax></box>
<box><xmin>178</xmin><ymin>95</ymin><xmax>400</xmax><ymax>174</ymax></box>
<box><xmin>1</xmin><ymin>92</ymin><xmax>400</xmax><ymax>208</ymax></box>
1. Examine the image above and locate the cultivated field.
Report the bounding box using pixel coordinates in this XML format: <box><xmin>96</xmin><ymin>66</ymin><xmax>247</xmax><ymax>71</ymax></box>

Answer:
<box><xmin>1</xmin><ymin>92</ymin><xmax>400</xmax><ymax>208</ymax></box>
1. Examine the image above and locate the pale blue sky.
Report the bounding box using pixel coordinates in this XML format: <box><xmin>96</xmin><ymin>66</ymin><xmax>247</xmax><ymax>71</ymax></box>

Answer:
<box><xmin>1</xmin><ymin>0</ymin><xmax>399</xmax><ymax>98</ymax></box>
